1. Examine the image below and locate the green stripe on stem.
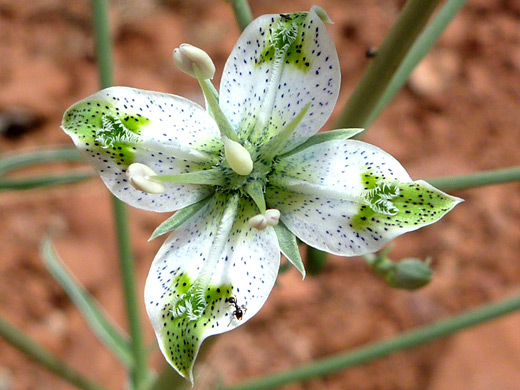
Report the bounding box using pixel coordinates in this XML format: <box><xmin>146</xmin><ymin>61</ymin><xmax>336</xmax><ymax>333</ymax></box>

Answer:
<box><xmin>334</xmin><ymin>0</ymin><xmax>441</xmax><ymax>130</ymax></box>
<box><xmin>366</xmin><ymin>0</ymin><xmax>468</xmax><ymax>127</ymax></box>
<box><xmin>222</xmin><ymin>293</ymin><xmax>520</xmax><ymax>390</ymax></box>
<box><xmin>427</xmin><ymin>165</ymin><xmax>520</xmax><ymax>191</ymax></box>
<box><xmin>91</xmin><ymin>0</ymin><xmax>150</xmax><ymax>388</ymax></box>
<box><xmin>231</xmin><ymin>0</ymin><xmax>253</xmax><ymax>32</ymax></box>
<box><xmin>0</xmin><ymin>315</ymin><xmax>105</xmax><ymax>390</ymax></box>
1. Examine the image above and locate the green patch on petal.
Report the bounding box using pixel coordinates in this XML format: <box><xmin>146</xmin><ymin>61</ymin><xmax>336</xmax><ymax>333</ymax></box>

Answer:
<box><xmin>352</xmin><ymin>175</ymin><xmax>461</xmax><ymax>231</ymax></box>
<box><xmin>62</xmin><ymin>100</ymin><xmax>151</xmax><ymax>166</ymax></box>
<box><xmin>256</xmin><ymin>12</ymin><xmax>313</xmax><ymax>72</ymax></box>
<box><xmin>158</xmin><ymin>272</ymin><xmax>234</xmax><ymax>380</ymax></box>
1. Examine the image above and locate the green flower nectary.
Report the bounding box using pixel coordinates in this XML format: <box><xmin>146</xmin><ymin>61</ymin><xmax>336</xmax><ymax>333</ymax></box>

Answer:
<box><xmin>61</xmin><ymin>7</ymin><xmax>461</xmax><ymax>382</ymax></box>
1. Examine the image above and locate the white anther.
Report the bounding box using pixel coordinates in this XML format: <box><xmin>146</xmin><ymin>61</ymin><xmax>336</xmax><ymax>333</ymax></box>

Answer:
<box><xmin>126</xmin><ymin>163</ymin><xmax>165</xmax><ymax>194</ymax></box>
<box><xmin>265</xmin><ymin>209</ymin><xmax>281</xmax><ymax>227</ymax></box>
<box><xmin>222</xmin><ymin>135</ymin><xmax>253</xmax><ymax>176</ymax></box>
<box><xmin>249</xmin><ymin>214</ymin><xmax>268</xmax><ymax>230</ymax></box>
<box><xmin>173</xmin><ymin>44</ymin><xmax>216</xmax><ymax>80</ymax></box>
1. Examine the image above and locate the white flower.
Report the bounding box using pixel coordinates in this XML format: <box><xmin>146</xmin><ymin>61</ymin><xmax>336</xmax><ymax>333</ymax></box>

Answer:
<box><xmin>62</xmin><ymin>7</ymin><xmax>461</xmax><ymax>382</ymax></box>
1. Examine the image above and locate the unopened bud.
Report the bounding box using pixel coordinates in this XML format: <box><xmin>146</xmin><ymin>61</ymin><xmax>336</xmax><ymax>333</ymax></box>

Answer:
<box><xmin>173</xmin><ymin>44</ymin><xmax>215</xmax><ymax>80</ymax></box>
<box><xmin>222</xmin><ymin>135</ymin><xmax>253</xmax><ymax>176</ymax></box>
<box><xmin>385</xmin><ymin>258</ymin><xmax>433</xmax><ymax>290</ymax></box>
<box><xmin>126</xmin><ymin>163</ymin><xmax>165</xmax><ymax>194</ymax></box>
<box><xmin>265</xmin><ymin>209</ymin><xmax>281</xmax><ymax>226</ymax></box>
<box><xmin>249</xmin><ymin>214</ymin><xmax>267</xmax><ymax>230</ymax></box>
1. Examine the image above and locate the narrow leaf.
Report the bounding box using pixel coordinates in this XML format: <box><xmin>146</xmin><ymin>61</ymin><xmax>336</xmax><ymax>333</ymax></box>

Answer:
<box><xmin>279</xmin><ymin>128</ymin><xmax>364</xmax><ymax>158</ymax></box>
<box><xmin>149</xmin><ymin>196</ymin><xmax>212</xmax><ymax>240</ymax></box>
<box><xmin>40</xmin><ymin>238</ymin><xmax>133</xmax><ymax>368</ymax></box>
<box><xmin>0</xmin><ymin>172</ymin><xmax>94</xmax><ymax>191</ymax></box>
<box><xmin>273</xmin><ymin>221</ymin><xmax>305</xmax><ymax>279</ymax></box>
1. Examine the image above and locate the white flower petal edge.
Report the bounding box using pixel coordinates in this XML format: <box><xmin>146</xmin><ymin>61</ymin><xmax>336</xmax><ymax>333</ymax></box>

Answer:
<box><xmin>145</xmin><ymin>194</ymin><xmax>280</xmax><ymax>381</ymax></box>
<box><xmin>267</xmin><ymin>139</ymin><xmax>463</xmax><ymax>255</ymax></box>
<box><xmin>62</xmin><ymin>87</ymin><xmax>222</xmax><ymax>212</ymax></box>
<box><xmin>220</xmin><ymin>8</ymin><xmax>340</xmax><ymax>153</ymax></box>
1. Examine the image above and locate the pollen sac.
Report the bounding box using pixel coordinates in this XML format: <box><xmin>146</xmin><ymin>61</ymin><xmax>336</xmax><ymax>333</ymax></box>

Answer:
<box><xmin>126</xmin><ymin>163</ymin><xmax>165</xmax><ymax>194</ymax></box>
<box><xmin>265</xmin><ymin>209</ymin><xmax>281</xmax><ymax>226</ymax></box>
<box><xmin>222</xmin><ymin>135</ymin><xmax>253</xmax><ymax>176</ymax></box>
<box><xmin>173</xmin><ymin>44</ymin><xmax>216</xmax><ymax>80</ymax></box>
<box><xmin>249</xmin><ymin>214</ymin><xmax>268</xmax><ymax>230</ymax></box>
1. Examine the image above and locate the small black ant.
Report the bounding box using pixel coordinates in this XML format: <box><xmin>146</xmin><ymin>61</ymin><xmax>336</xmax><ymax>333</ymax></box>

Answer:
<box><xmin>225</xmin><ymin>296</ymin><xmax>247</xmax><ymax>325</ymax></box>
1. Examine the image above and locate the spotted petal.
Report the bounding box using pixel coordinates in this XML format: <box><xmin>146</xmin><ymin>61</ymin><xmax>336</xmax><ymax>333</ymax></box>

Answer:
<box><xmin>220</xmin><ymin>7</ymin><xmax>340</xmax><ymax>152</ymax></box>
<box><xmin>62</xmin><ymin>87</ymin><xmax>222</xmax><ymax>212</ymax></box>
<box><xmin>267</xmin><ymin>140</ymin><xmax>462</xmax><ymax>255</ymax></box>
<box><xmin>144</xmin><ymin>193</ymin><xmax>280</xmax><ymax>381</ymax></box>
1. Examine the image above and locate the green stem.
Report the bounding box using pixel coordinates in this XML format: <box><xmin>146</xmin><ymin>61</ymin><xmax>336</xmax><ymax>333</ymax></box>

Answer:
<box><xmin>230</xmin><ymin>0</ymin><xmax>253</xmax><ymax>31</ymax></box>
<box><xmin>222</xmin><ymin>293</ymin><xmax>520</xmax><ymax>390</ymax></box>
<box><xmin>334</xmin><ymin>0</ymin><xmax>441</xmax><ymax>130</ymax></box>
<box><xmin>112</xmin><ymin>198</ymin><xmax>150</xmax><ymax>389</ymax></box>
<box><xmin>0</xmin><ymin>147</ymin><xmax>82</xmax><ymax>175</ymax></box>
<box><xmin>427</xmin><ymin>165</ymin><xmax>520</xmax><ymax>191</ymax></box>
<box><xmin>0</xmin><ymin>315</ymin><xmax>105</xmax><ymax>390</ymax></box>
<box><xmin>91</xmin><ymin>0</ymin><xmax>149</xmax><ymax>388</ymax></box>
<box><xmin>366</xmin><ymin>0</ymin><xmax>468</xmax><ymax>127</ymax></box>
<box><xmin>91</xmin><ymin>0</ymin><xmax>113</xmax><ymax>89</ymax></box>
<box><xmin>0</xmin><ymin>172</ymin><xmax>93</xmax><ymax>191</ymax></box>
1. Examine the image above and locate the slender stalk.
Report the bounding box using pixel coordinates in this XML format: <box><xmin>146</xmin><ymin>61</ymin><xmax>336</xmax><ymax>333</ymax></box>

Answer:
<box><xmin>0</xmin><ymin>315</ymin><xmax>105</xmax><ymax>390</ymax></box>
<box><xmin>366</xmin><ymin>0</ymin><xmax>468</xmax><ymax>127</ymax></box>
<box><xmin>427</xmin><ymin>165</ymin><xmax>520</xmax><ymax>191</ymax></box>
<box><xmin>0</xmin><ymin>172</ymin><xmax>93</xmax><ymax>191</ymax></box>
<box><xmin>222</xmin><ymin>293</ymin><xmax>520</xmax><ymax>390</ymax></box>
<box><xmin>334</xmin><ymin>0</ymin><xmax>441</xmax><ymax>129</ymax></box>
<box><xmin>91</xmin><ymin>0</ymin><xmax>113</xmax><ymax>88</ymax></box>
<box><xmin>112</xmin><ymin>198</ymin><xmax>150</xmax><ymax>388</ymax></box>
<box><xmin>0</xmin><ymin>147</ymin><xmax>82</xmax><ymax>175</ymax></box>
<box><xmin>91</xmin><ymin>0</ymin><xmax>149</xmax><ymax>388</ymax></box>
<box><xmin>230</xmin><ymin>0</ymin><xmax>253</xmax><ymax>31</ymax></box>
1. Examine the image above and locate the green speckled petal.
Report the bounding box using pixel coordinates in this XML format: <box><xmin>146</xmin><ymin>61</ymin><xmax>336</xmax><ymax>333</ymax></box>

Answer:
<box><xmin>62</xmin><ymin>87</ymin><xmax>222</xmax><ymax>212</ymax></box>
<box><xmin>267</xmin><ymin>140</ymin><xmax>462</xmax><ymax>255</ymax></box>
<box><xmin>145</xmin><ymin>193</ymin><xmax>280</xmax><ymax>381</ymax></box>
<box><xmin>220</xmin><ymin>7</ymin><xmax>340</xmax><ymax>152</ymax></box>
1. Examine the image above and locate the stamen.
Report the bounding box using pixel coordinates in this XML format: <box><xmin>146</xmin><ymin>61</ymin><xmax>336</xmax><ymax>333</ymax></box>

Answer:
<box><xmin>222</xmin><ymin>135</ymin><xmax>253</xmax><ymax>176</ymax></box>
<box><xmin>249</xmin><ymin>209</ymin><xmax>281</xmax><ymax>230</ymax></box>
<box><xmin>126</xmin><ymin>163</ymin><xmax>165</xmax><ymax>194</ymax></box>
<box><xmin>249</xmin><ymin>214</ymin><xmax>268</xmax><ymax>230</ymax></box>
<box><xmin>265</xmin><ymin>209</ymin><xmax>281</xmax><ymax>226</ymax></box>
<box><xmin>173</xmin><ymin>44</ymin><xmax>215</xmax><ymax>80</ymax></box>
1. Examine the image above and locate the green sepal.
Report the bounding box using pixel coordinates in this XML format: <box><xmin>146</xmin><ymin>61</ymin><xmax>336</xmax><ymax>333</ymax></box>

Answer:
<box><xmin>40</xmin><ymin>238</ymin><xmax>133</xmax><ymax>367</ymax></box>
<box><xmin>245</xmin><ymin>180</ymin><xmax>266</xmax><ymax>213</ymax></box>
<box><xmin>149</xmin><ymin>196</ymin><xmax>213</xmax><ymax>241</ymax></box>
<box><xmin>279</xmin><ymin>128</ymin><xmax>364</xmax><ymax>158</ymax></box>
<box><xmin>273</xmin><ymin>221</ymin><xmax>305</xmax><ymax>279</ymax></box>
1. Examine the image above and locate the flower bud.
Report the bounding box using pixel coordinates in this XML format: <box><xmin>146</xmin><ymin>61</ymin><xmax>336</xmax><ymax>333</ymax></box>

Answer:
<box><xmin>385</xmin><ymin>258</ymin><xmax>433</xmax><ymax>290</ymax></box>
<box><xmin>249</xmin><ymin>214</ymin><xmax>268</xmax><ymax>230</ymax></box>
<box><xmin>173</xmin><ymin>44</ymin><xmax>215</xmax><ymax>80</ymax></box>
<box><xmin>126</xmin><ymin>163</ymin><xmax>165</xmax><ymax>194</ymax></box>
<box><xmin>222</xmin><ymin>135</ymin><xmax>253</xmax><ymax>176</ymax></box>
<box><xmin>265</xmin><ymin>209</ymin><xmax>281</xmax><ymax>226</ymax></box>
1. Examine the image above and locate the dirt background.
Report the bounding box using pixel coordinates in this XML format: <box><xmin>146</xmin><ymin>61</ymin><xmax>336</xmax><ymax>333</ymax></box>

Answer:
<box><xmin>1</xmin><ymin>0</ymin><xmax>520</xmax><ymax>389</ymax></box>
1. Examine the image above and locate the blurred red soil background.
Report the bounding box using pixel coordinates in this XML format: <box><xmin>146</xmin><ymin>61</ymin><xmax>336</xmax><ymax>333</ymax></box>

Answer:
<box><xmin>1</xmin><ymin>0</ymin><xmax>520</xmax><ymax>389</ymax></box>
